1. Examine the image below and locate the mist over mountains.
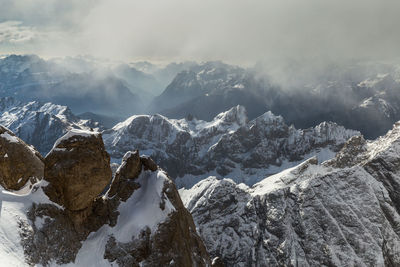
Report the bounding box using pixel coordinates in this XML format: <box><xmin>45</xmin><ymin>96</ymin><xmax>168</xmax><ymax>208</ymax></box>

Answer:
<box><xmin>2</xmin><ymin>54</ymin><xmax>400</xmax><ymax>139</ymax></box>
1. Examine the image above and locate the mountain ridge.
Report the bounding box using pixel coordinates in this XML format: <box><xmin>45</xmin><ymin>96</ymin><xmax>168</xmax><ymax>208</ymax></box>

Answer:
<box><xmin>180</xmin><ymin>120</ymin><xmax>400</xmax><ymax>266</ymax></box>
<box><xmin>104</xmin><ymin>105</ymin><xmax>360</xmax><ymax>187</ymax></box>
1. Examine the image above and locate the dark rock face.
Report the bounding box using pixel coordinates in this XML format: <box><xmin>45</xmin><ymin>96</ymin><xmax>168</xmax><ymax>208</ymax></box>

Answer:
<box><xmin>107</xmin><ymin>150</ymin><xmax>142</xmax><ymax>201</ymax></box>
<box><xmin>140</xmin><ymin>155</ymin><xmax>158</xmax><ymax>172</ymax></box>
<box><xmin>44</xmin><ymin>130</ymin><xmax>112</xmax><ymax>211</ymax></box>
<box><xmin>21</xmin><ymin>203</ymin><xmax>83</xmax><ymax>265</ymax></box>
<box><xmin>149</xmin><ymin>176</ymin><xmax>210</xmax><ymax>267</ymax></box>
<box><xmin>325</xmin><ymin>135</ymin><xmax>368</xmax><ymax>168</ymax></box>
<box><xmin>0</xmin><ymin>125</ymin><xmax>44</xmax><ymax>190</ymax></box>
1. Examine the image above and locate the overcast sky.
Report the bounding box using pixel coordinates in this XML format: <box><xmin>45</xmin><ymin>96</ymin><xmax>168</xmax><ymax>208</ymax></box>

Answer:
<box><xmin>0</xmin><ymin>0</ymin><xmax>400</xmax><ymax>65</ymax></box>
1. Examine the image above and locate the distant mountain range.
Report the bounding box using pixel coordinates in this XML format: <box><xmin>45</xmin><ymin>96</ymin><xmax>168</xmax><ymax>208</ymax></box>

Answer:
<box><xmin>104</xmin><ymin>105</ymin><xmax>359</xmax><ymax>187</ymax></box>
<box><xmin>2</xmin><ymin>54</ymin><xmax>400</xmax><ymax>139</ymax></box>
<box><xmin>149</xmin><ymin>60</ymin><xmax>400</xmax><ymax>139</ymax></box>
<box><xmin>0</xmin><ymin>96</ymin><xmax>359</xmax><ymax>188</ymax></box>
<box><xmin>0</xmin><ymin>55</ymin><xmax>191</xmax><ymax>118</ymax></box>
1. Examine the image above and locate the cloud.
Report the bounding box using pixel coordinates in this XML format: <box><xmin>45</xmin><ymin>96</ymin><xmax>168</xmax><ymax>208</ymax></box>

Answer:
<box><xmin>1</xmin><ymin>0</ymin><xmax>400</xmax><ymax>65</ymax></box>
<box><xmin>0</xmin><ymin>0</ymin><xmax>98</xmax><ymax>30</ymax></box>
<box><xmin>77</xmin><ymin>0</ymin><xmax>400</xmax><ymax>64</ymax></box>
<box><xmin>0</xmin><ymin>21</ymin><xmax>36</xmax><ymax>44</ymax></box>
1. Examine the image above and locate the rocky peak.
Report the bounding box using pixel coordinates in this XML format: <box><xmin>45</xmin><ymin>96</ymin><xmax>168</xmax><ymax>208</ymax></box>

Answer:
<box><xmin>325</xmin><ymin>135</ymin><xmax>368</xmax><ymax>168</ymax></box>
<box><xmin>0</xmin><ymin>125</ymin><xmax>44</xmax><ymax>190</ymax></box>
<box><xmin>107</xmin><ymin>150</ymin><xmax>142</xmax><ymax>201</ymax></box>
<box><xmin>251</xmin><ymin>110</ymin><xmax>285</xmax><ymax>126</ymax></box>
<box><xmin>213</xmin><ymin>105</ymin><xmax>248</xmax><ymax>126</ymax></box>
<box><xmin>101</xmin><ymin>151</ymin><xmax>211</xmax><ymax>266</ymax></box>
<box><xmin>0</xmin><ymin>126</ymin><xmax>211</xmax><ymax>266</ymax></box>
<box><xmin>327</xmin><ymin>121</ymin><xmax>400</xmax><ymax>169</ymax></box>
<box><xmin>44</xmin><ymin>129</ymin><xmax>111</xmax><ymax>212</ymax></box>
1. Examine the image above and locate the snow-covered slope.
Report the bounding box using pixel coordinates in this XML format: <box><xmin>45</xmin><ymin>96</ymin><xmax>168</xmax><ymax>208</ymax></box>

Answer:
<box><xmin>0</xmin><ymin>97</ymin><xmax>99</xmax><ymax>154</ymax></box>
<box><xmin>0</xmin><ymin>170</ymin><xmax>208</xmax><ymax>266</ymax></box>
<box><xmin>180</xmin><ymin>121</ymin><xmax>400</xmax><ymax>266</ymax></box>
<box><xmin>104</xmin><ymin>105</ymin><xmax>360</xmax><ymax>187</ymax></box>
<box><xmin>0</xmin><ymin>180</ymin><xmax>55</xmax><ymax>266</ymax></box>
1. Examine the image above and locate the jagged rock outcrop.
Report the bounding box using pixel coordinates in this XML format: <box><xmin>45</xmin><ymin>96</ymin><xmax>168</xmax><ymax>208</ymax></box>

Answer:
<box><xmin>104</xmin><ymin>105</ymin><xmax>359</xmax><ymax>187</ymax></box>
<box><xmin>180</xmin><ymin>121</ymin><xmax>400</xmax><ymax>266</ymax></box>
<box><xmin>106</xmin><ymin>150</ymin><xmax>142</xmax><ymax>201</ymax></box>
<box><xmin>44</xmin><ymin>129</ymin><xmax>111</xmax><ymax>211</ymax></box>
<box><xmin>0</xmin><ymin>127</ymin><xmax>211</xmax><ymax>266</ymax></box>
<box><xmin>102</xmin><ymin>151</ymin><xmax>210</xmax><ymax>266</ymax></box>
<box><xmin>325</xmin><ymin>135</ymin><xmax>368</xmax><ymax>168</ymax></box>
<box><xmin>0</xmin><ymin>125</ymin><xmax>43</xmax><ymax>190</ymax></box>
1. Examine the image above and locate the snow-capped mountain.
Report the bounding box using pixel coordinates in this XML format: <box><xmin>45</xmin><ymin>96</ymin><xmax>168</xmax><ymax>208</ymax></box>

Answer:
<box><xmin>151</xmin><ymin>60</ymin><xmax>400</xmax><ymax>139</ymax></box>
<box><xmin>0</xmin><ymin>128</ymin><xmax>211</xmax><ymax>266</ymax></box>
<box><xmin>0</xmin><ymin>97</ymin><xmax>99</xmax><ymax>154</ymax></box>
<box><xmin>180</xmin><ymin>121</ymin><xmax>400</xmax><ymax>266</ymax></box>
<box><xmin>4</xmin><ymin>54</ymin><xmax>400</xmax><ymax>139</ymax></box>
<box><xmin>104</xmin><ymin>105</ymin><xmax>359</xmax><ymax>187</ymax></box>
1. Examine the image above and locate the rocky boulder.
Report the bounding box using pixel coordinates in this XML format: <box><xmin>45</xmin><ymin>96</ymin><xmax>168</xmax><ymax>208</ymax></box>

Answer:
<box><xmin>44</xmin><ymin>129</ymin><xmax>111</xmax><ymax>211</ymax></box>
<box><xmin>0</xmin><ymin>125</ymin><xmax>44</xmax><ymax>190</ymax></box>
